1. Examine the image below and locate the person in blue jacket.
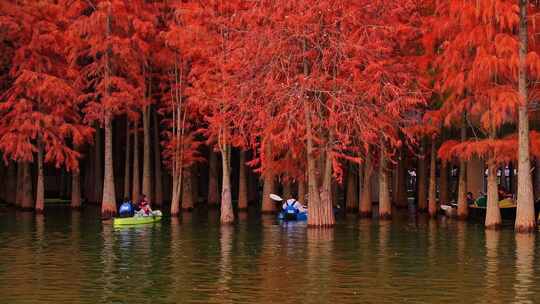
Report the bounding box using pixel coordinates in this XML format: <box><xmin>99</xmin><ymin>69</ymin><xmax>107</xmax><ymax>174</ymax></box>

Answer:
<box><xmin>119</xmin><ymin>197</ymin><xmax>134</xmax><ymax>217</ymax></box>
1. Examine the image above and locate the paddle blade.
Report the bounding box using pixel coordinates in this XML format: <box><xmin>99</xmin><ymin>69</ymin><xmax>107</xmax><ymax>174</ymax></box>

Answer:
<box><xmin>270</xmin><ymin>194</ymin><xmax>283</xmax><ymax>202</ymax></box>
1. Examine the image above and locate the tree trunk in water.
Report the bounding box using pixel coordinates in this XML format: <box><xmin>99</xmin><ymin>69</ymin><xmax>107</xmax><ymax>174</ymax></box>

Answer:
<box><xmin>123</xmin><ymin>119</ymin><xmax>131</xmax><ymax>200</ymax></box>
<box><xmin>181</xmin><ymin>167</ymin><xmax>194</xmax><ymax>211</ymax></box>
<box><xmin>359</xmin><ymin>156</ymin><xmax>373</xmax><ymax>218</ymax></box>
<box><xmin>485</xmin><ymin>162</ymin><xmax>501</xmax><ymax>229</ymax></box>
<box><xmin>315</xmin><ymin>144</ymin><xmax>335</xmax><ymax>227</ymax></box>
<box><xmin>457</xmin><ymin>116</ymin><xmax>468</xmax><ymax>219</ymax></box>
<box><xmin>152</xmin><ymin>109</ymin><xmax>163</xmax><ymax>207</ymax></box>
<box><xmin>305</xmin><ymin>107</ymin><xmax>323</xmax><ymax>226</ymax></box>
<box><xmin>261</xmin><ymin>143</ymin><xmax>276</xmax><ymax>213</ymax></box>
<box><xmin>379</xmin><ymin>152</ymin><xmax>391</xmax><ymax>219</ymax></box>
<box><xmin>261</xmin><ymin>171</ymin><xmax>276</xmax><ymax>213</ymax></box>
<box><xmin>142</xmin><ymin>108</ymin><xmax>152</xmax><ymax>201</ymax></box>
<box><xmin>15</xmin><ymin>163</ymin><xmax>22</xmax><ymax>208</ymax></box>
<box><xmin>101</xmin><ymin>116</ymin><xmax>116</xmax><ymax>218</ymax></box>
<box><xmin>417</xmin><ymin>140</ymin><xmax>427</xmax><ymax>212</ymax></box>
<box><xmin>238</xmin><ymin>151</ymin><xmax>248</xmax><ymax>210</ymax></box>
<box><xmin>395</xmin><ymin>150</ymin><xmax>407</xmax><ymax>208</ymax></box>
<box><xmin>346</xmin><ymin>163</ymin><xmax>358</xmax><ymax>212</ymax></box>
<box><xmin>516</xmin><ymin>0</ymin><xmax>536</xmax><ymax>232</ymax></box>
<box><xmin>20</xmin><ymin>162</ymin><xmax>33</xmax><ymax>210</ymax></box>
<box><xmin>71</xmin><ymin>168</ymin><xmax>81</xmax><ymax>209</ymax></box>
<box><xmin>428</xmin><ymin>140</ymin><xmax>438</xmax><ymax>217</ymax></box>
<box><xmin>170</xmin><ymin>167</ymin><xmax>182</xmax><ymax>216</ymax></box>
<box><xmin>6</xmin><ymin>162</ymin><xmax>16</xmax><ymax>205</ymax></box>
<box><xmin>220</xmin><ymin>144</ymin><xmax>234</xmax><ymax>224</ymax></box>
<box><xmin>94</xmin><ymin>128</ymin><xmax>103</xmax><ymax>203</ymax></box>
<box><xmin>208</xmin><ymin>152</ymin><xmax>219</xmax><ymax>206</ymax></box>
<box><xmin>35</xmin><ymin>142</ymin><xmax>45</xmax><ymax>213</ymax></box>
<box><xmin>247</xmin><ymin>170</ymin><xmax>257</xmax><ymax>204</ymax></box>
<box><xmin>298</xmin><ymin>179</ymin><xmax>306</xmax><ymax>204</ymax></box>
<box><xmin>132</xmin><ymin>121</ymin><xmax>140</xmax><ymax>204</ymax></box>
<box><xmin>440</xmin><ymin>161</ymin><xmax>449</xmax><ymax>206</ymax></box>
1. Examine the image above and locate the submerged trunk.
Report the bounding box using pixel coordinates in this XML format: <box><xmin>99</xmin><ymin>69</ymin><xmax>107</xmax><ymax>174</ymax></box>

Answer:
<box><xmin>428</xmin><ymin>140</ymin><xmax>438</xmax><ymax>217</ymax></box>
<box><xmin>378</xmin><ymin>151</ymin><xmax>391</xmax><ymax>219</ymax></box>
<box><xmin>101</xmin><ymin>116</ymin><xmax>116</xmax><ymax>218</ymax></box>
<box><xmin>516</xmin><ymin>0</ymin><xmax>536</xmax><ymax>232</ymax></box>
<box><xmin>6</xmin><ymin>162</ymin><xmax>16</xmax><ymax>205</ymax></box>
<box><xmin>220</xmin><ymin>144</ymin><xmax>234</xmax><ymax>224</ymax></box>
<box><xmin>440</xmin><ymin>161</ymin><xmax>449</xmax><ymax>206</ymax></box>
<box><xmin>15</xmin><ymin>162</ymin><xmax>22</xmax><ymax>208</ymax></box>
<box><xmin>170</xmin><ymin>166</ymin><xmax>182</xmax><ymax>216</ymax></box>
<box><xmin>261</xmin><ymin>143</ymin><xmax>276</xmax><ymax>213</ymax></box>
<box><xmin>346</xmin><ymin>163</ymin><xmax>358</xmax><ymax>212</ymax></box>
<box><xmin>19</xmin><ymin>162</ymin><xmax>33</xmax><ymax>210</ymax></box>
<box><xmin>94</xmin><ymin>128</ymin><xmax>103</xmax><ymax>203</ymax></box>
<box><xmin>535</xmin><ymin>158</ymin><xmax>540</xmax><ymax>201</ymax></box>
<box><xmin>208</xmin><ymin>152</ymin><xmax>219</xmax><ymax>206</ymax></box>
<box><xmin>142</xmin><ymin>107</ymin><xmax>152</xmax><ymax>201</ymax></box>
<box><xmin>71</xmin><ymin>168</ymin><xmax>82</xmax><ymax>209</ymax></box>
<box><xmin>396</xmin><ymin>151</ymin><xmax>407</xmax><ymax>208</ymax></box>
<box><xmin>359</xmin><ymin>155</ymin><xmax>373</xmax><ymax>218</ymax></box>
<box><xmin>153</xmin><ymin>109</ymin><xmax>163</xmax><ymax>207</ymax></box>
<box><xmin>132</xmin><ymin>121</ymin><xmax>140</xmax><ymax>204</ymax></box>
<box><xmin>485</xmin><ymin>162</ymin><xmax>501</xmax><ymax>229</ymax></box>
<box><xmin>305</xmin><ymin>106</ymin><xmax>325</xmax><ymax>226</ymax></box>
<box><xmin>181</xmin><ymin>167</ymin><xmax>194</xmax><ymax>210</ymax></box>
<box><xmin>35</xmin><ymin>141</ymin><xmax>45</xmax><ymax>213</ymax></box>
<box><xmin>417</xmin><ymin>140</ymin><xmax>427</xmax><ymax>212</ymax></box>
<box><xmin>457</xmin><ymin>116</ymin><xmax>468</xmax><ymax>219</ymax></box>
<box><xmin>298</xmin><ymin>179</ymin><xmax>306</xmax><ymax>205</ymax></box>
<box><xmin>315</xmin><ymin>143</ymin><xmax>335</xmax><ymax>227</ymax></box>
<box><xmin>238</xmin><ymin>150</ymin><xmax>248</xmax><ymax>210</ymax></box>
<box><xmin>123</xmin><ymin>119</ymin><xmax>131</xmax><ymax>200</ymax></box>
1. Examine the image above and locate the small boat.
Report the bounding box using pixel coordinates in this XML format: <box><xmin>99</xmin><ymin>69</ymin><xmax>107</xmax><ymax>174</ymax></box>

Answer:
<box><xmin>278</xmin><ymin>210</ymin><xmax>308</xmax><ymax>221</ymax></box>
<box><xmin>468</xmin><ymin>199</ymin><xmax>540</xmax><ymax>221</ymax></box>
<box><xmin>113</xmin><ymin>211</ymin><xmax>162</xmax><ymax>226</ymax></box>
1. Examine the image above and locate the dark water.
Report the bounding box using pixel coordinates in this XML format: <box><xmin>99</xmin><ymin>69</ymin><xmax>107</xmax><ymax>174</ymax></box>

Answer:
<box><xmin>0</xmin><ymin>206</ymin><xmax>539</xmax><ymax>304</ymax></box>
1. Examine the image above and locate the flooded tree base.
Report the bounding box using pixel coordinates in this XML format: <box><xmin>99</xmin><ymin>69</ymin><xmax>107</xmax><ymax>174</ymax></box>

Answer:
<box><xmin>358</xmin><ymin>211</ymin><xmax>372</xmax><ymax>218</ymax></box>
<box><xmin>515</xmin><ymin>222</ymin><xmax>537</xmax><ymax>233</ymax></box>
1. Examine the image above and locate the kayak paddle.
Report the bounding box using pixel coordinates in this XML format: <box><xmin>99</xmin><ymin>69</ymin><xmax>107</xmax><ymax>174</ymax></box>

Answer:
<box><xmin>270</xmin><ymin>194</ymin><xmax>284</xmax><ymax>202</ymax></box>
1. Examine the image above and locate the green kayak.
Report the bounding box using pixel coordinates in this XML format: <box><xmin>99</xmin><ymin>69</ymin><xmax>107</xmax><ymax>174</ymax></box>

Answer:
<box><xmin>113</xmin><ymin>215</ymin><xmax>162</xmax><ymax>226</ymax></box>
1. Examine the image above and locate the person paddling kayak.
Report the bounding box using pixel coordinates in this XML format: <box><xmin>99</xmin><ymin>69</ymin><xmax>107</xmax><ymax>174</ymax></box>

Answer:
<box><xmin>282</xmin><ymin>198</ymin><xmax>306</xmax><ymax>214</ymax></box>
<box><xmin>119</xmin><ymin>198</ymin><xmax>134</xmax><ymax>218</ymax></box>
<box><xmin>138</xmin><ymin>195</ymin><xmax>152</xmax><ymax>216</ymax></box>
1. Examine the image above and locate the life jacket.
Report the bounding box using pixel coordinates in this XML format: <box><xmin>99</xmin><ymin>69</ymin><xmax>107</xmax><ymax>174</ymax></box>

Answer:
<box><xmin>284</xmin><ymin>199</ymin><xmax>299</xmax><ymax>214</ymax></box>
<box><xmin>119</xmin><ymin>202</ymin><xmax>133</xmax><ymax>215</ymax></box>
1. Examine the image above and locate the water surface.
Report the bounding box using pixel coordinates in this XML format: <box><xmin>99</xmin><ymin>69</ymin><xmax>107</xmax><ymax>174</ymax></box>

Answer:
<box><xmin>0</xmin><ymin>206</ymin><xmax>538</xmax><ymax>304</ymax></box>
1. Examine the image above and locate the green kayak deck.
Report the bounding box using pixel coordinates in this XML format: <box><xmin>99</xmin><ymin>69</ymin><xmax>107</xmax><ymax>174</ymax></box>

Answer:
<box><xmin>113</xmin><ymin>215</ymin><xmax>162</xmax><ymax>226</ymax></box>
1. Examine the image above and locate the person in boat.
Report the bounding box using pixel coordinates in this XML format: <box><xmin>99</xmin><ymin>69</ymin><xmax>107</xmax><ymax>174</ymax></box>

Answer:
<box><xmin>282</xmin><ymin>198</ymin><xmax>306</xmax><ymax>214</ymax></box>
<box><xmin>119</xmin><ymin>198</ymin><xmax>134</xmax><ymax>218</ymax></box>
<box><xmin>138</xmin><ymin>195</ymin><xmax>152</xmax><ymax>216</ymax></box>
<box><xmin>466</xmin><ymin>192</ymin><xmax>474</xmax><ymax>206</ymax></box>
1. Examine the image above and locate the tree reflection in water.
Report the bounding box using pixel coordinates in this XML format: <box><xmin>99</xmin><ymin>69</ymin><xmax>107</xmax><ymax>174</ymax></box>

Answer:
<box><xmin>514</xmin><ymin>233</ymin><xmax>535</xmax><ymax>304</ymax></box>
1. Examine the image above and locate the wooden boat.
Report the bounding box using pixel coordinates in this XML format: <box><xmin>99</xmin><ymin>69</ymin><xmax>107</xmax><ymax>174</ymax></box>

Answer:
<box><xmin>468</xmin><ymin>199</ymin><xmax>540</xmax><ymax>221</ymax></box>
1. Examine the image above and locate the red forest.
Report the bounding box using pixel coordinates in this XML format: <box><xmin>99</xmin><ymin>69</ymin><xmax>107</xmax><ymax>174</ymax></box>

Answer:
<box><xmin>1</xmin><ymin>0</ymin><xmax>540</xmax><ymax>231</ymax></box>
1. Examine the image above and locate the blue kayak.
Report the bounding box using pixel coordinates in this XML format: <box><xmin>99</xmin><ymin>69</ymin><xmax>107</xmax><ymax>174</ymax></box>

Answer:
<box><xmin>278</xmin><ymin>210</ymin><xmax>308</xmax><ymax>221</ymax></box>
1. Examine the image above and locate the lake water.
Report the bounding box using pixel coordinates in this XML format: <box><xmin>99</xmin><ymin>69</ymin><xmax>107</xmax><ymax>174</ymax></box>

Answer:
<box><xmin>0</xmin><ymin>206</ymin><xmax>539</xmax><ymax>304</ymax></box>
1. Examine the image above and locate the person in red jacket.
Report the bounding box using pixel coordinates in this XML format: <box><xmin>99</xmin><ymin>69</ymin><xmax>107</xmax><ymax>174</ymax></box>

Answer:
<box><xmin>139</xmin><ymin>195</ymin><xmax>152</xmax><ymax>216</ymax></box>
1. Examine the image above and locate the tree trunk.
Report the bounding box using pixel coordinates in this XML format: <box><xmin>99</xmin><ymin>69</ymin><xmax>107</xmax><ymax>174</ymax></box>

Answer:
<box><xmin>359</xmin><ymin>155</ymin><xmax>373</xmax><ymax>218</ymax></box>
<box><xmin>71</xmin><ymin>167</ymin><xmax>82</xmax><ymax>209</ymax></box>
<box><xmin>20</xmin><ymin>162</ymin><xmax>33</xmax><ymax>210</ymax></box>
<box><xmin>305</xmin><ymin>107</ymin><xmax>322</xmax><ymax>226</ymax></box>
<box><xmin>152</xmin><ymin>109</ymin><xmax>163</xmax><ymax>207</ymax></box>
<box><xmin>170</xmin><ymin>166</ymin><xmax>182</xmax><ymax>216</ymax></box>
<box><xmin>208</xmin><ymin>151</ymin><xmax>219</xmax><ymax>206</ymax></box>
<box><xmin>395</xmin><ymin>150</ymin><xmax>407</xmax><ymax>208</ymax></box>
<box><xmin>485</xmin><ymin>162</ymin><xmax>501</xmax><ymax>229</ymax></box>
<box><xmin>428</xmin><ymin>140</ymin><xmax>438</xmax><ymax>217</ymax></box>
<box><xmin>316</xmin><ymin>143</ymin><xmax>335</xmax><ymax>226</ymax></box>
<box><xmin>534</xmin><ymin>158</ymin><xmax>540</xmax><ymax>201</ymax></box>
<box><xmin>440</xmin><ymin>160</ymin><xmax>449</xmax><ymax>206</ymax></box>
<box><xmin>457</xmin><ymin>116</ymin><xmax>468</xmax><ymax>219</ymax></box>
<box><xmin>181</xmin><ymin>167</ymin><xmax>194</xmax><ymax>211</ymax></box>
<box><xmin>261</xmin><ymin>143</ymin><xmax>276</xmax><ymax>213</ymax></box>
<box><xmin>101</xmin><ymin>116</ymin><xmax>116</xmax><ymax>218</ymax></box>
<box><xmin>35</xmin><ymin>141</ymin><xmax>45</xmax><ymax>213</ymax></box>
<box><xmin>238</xmin><ymin>151</ymin><xmax>248</xmax><ymax>210</ymax></box>
<box><xmin>346</xmin><ymin>163</ymin><xmax>358</xmax><ymax>211</ymax></box>
<box><xmin>94</xmin><ymin>127</ymin><xmax>103</xmax><ymax>204</ymax></box>
<box><xmin>516</xmin><ymin>0</ymin><xmax>536</xmax><ymax>232</ymax></box>
<box><xmin>142</xmin><ymin>107</ymin><xmax>152</xmax><ymax>201</ymax></box>
<box><xmin>298</xmin><ymin>178</ymin><xmax>306</xmax><ymax>205</ymax></box>
<box><xmin>220</xmin><ymin>144</ymin><xmax>234</xmax><ymax>224</ymax></box>
<box><xmin>6</xmin><ymin>162</ymin><xmax>16</xmax><ymax>205</ymax></box>
<box><xmin>417</xmin><ymin>139</ymin><xmax>427</xmax><ymax>212</ymax></box>
<box><xmin>123</xmin><ymin>119</ymin><xmax>131</xmax><ymax>200</ymax></box>
<box><xmin>132</xmin><ymin>121</ymin><xmax>140</xmax><ymax>204</ymax></box>
<box><xmin>15</xmin><ymin>162</ymin><xmax>22</xmax><ymax>208</ymax></box>
<box><xmin>379</xmin><ymin>151</ymin><xmax>391</xmax><ymax>219</ymax></box>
